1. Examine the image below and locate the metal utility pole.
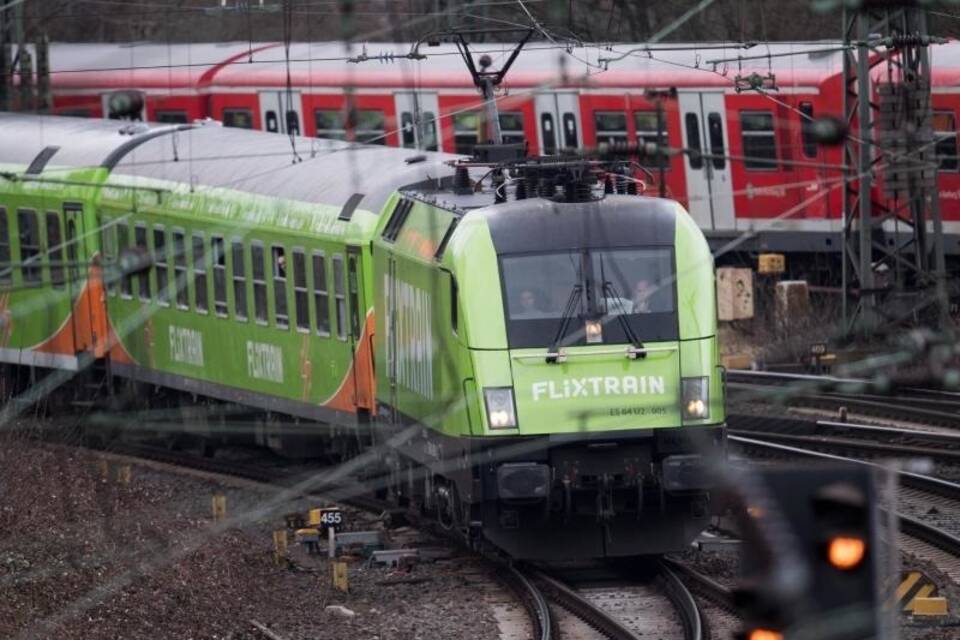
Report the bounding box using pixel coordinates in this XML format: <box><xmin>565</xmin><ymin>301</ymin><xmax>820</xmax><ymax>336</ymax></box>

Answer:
<box><xmin>841</xmin><ymin>5</ymin><xmax>949</xmax><ymax>336</ymax></box>
<box><xmin>0</xmin><ymin>3</ymin><xmax>9</xmax><ymax>112</ymax></box>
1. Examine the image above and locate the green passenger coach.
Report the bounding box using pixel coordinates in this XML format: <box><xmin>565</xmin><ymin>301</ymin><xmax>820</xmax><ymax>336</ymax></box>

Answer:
<box><xmin>0</xmin><ymin>115</ymin><xmax>725</xmax><ymax>559</ymax></box>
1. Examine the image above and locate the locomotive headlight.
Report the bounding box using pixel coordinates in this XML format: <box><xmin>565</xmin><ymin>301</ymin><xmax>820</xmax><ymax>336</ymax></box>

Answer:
<box><xmin>484</xmin><ymin>387</ymin><xmax>517</xmax><ymax>429</ymax></box>
<box><xmin>584</xmin><ymin>319</ymin><xmax>603</xmax><ymax>344</ymax></box>
<box><xmin>681</xmin><ymin>377</ymin><xmax>710</xmax><ymax>420</ymax></box>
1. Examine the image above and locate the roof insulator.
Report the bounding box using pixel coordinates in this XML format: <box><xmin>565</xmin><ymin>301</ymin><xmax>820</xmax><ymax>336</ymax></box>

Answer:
<box><xmin>515</xmin><ymin>177</ymin><xmax>527</xmax><ymax>200</ymax></box>
<box><xmin>492</xmin><ymin>170</ymin><xmax>507</xmax><ymax>204</ymax></box>
<box><xmin>627</xmin><ymin>179</ymin><xmax>638</xmax><ymax>195</ymax></box>
<box><xmin>604</xmin><ymin>175</ymin><xmax>614</xmax><ymax>194</ymax></box>
<box><xmin>453</xmin><ymin>165</ymin><xmax>471</xmax><ymax>195</ymax></box>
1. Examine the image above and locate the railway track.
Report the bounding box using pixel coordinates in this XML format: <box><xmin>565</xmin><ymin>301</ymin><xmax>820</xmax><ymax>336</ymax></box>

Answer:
<box><xmin>731</xmin><ymin>435</ymin><xmax>960</xmax><ymax>575</ymax></box>
<box><xmin>528</xmin><ymin>560</ymin><xmax>708</xmax><ymax>640</ymax></box>
<box><xmin>71</xmin><ymin>438</ymin><xmax>719</xmax><ymax>640</ymax></box>
<box><xmin>726</xmin><ymin>369</ymin><xmax>960</xmax><ymax>428</ymax></box>
<box><xmin>728</xmin><ymin>413</ymin><xmax>960</xmax><ymax>468</ymax></box>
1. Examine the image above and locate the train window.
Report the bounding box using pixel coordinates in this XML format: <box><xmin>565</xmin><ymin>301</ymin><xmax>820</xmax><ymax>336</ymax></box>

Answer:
<box><xmin>156</xmin><ymin>111</ymin><xmax>188</xmax><ymax>124</ymax></box>
<box><xmin>117</xmin><ymin>220</ymin><xmax>131</xmax><ymax>297</ymax></box>
<box><xmin>540</xmin><ymin>113</ymin><xmax>557</xmax><ymax>155</ymax></box>
<box><xmin>251</xmin><ymin>242</ymin><xmax>268</xmax><ymax>324</ymax></box>
<box><xmin>153</xmin><ymin>226</ymin><xmax>170</xmax><ymax>306</ymax></box>
<box><xmin>292</xmin><ymin>249</ymin><xmax>309</xmax><ymax>332</ymax></box>
<box><xmin>347</xmin><ymin>254</ymin><xmax>360</xmax><ymax>339</ymax></box>
<box><xmin>934</xmin><ymin>112</ymin><xmax>958</xmax><ymax>172</ymax></box>
<box><xmin>271</xmin><ymin>245</ymin><xmax>289</xmax><ymax>329</ymax></box>
<box><xmin>634</xmin><ymin>112</ymin><xmax>669</xmax><ymax>170</ymax></box>
<box><xmin>499</xmin><ymin>112</ymin><xmax>525</xmax><ymax>145</ymax></box>
<box><xmin>401</xmin><ymin>112</ymin><xmax>416</xmax><ymax>148</ymax></box>
<box><xmin>101</xmin><ymin>217</ymin><xmax>116</xmax><ymax>296</ymax></box>
<box><xmin>0</xmin><ymin>208</ymin><xmax>9</xmax><ymax>285</ymax></box>
<box><xmin>231</xmin><ymin>240</ymin><xmax>248</xmax><ymax>321</ymax></box>
<box><xmin>741</xmin><ymin>111</ymin><xmax>778</xmax><ymax>170</ymax></box>
<box><xmin>265</xmin><ymin>110</ymin><xmax>279</xmax><ymax>133</ymax></box>
<box><xmin>453</xmin><ymin>112</ymin><xmax>481</xmax><ymax>155</ymax></box>
<box><xmin>16</xmin><ymin>210</ymin><xmax>41</xmax><ymax>285</ymax></box>
<box><xmin>594</xmin><ymin>112</ymin><xmax>629</xmax><ymax>145</ymax></box>
<box><xmin>135</xmin><ymin>224</ymin><xmax>151</xmax><ymax>301</ymax></box>
<box><xmin>64</xmin><ymin>204</ymin><xmax>81</xmax><ymax>287</ymax></box>
<box><xmin>172</xmin><ymin>230</ymin><xmax>189</xmax><ymax>309</ymax></box>
<box><xmin>212</xmin><ymin>236</ymin><xmax>228</xmax><ymax>318</ymax></box>
<box><xmin>192</xmin><ymin>232</ymin><xmax>208</xmax><ymax>314</ymax></box>
<box><xmin>223</xmin><ymin>109</ymin><xmax>254</xmax><ymax>129</ymax></box>
<box><xmin>684</xmin><ymin>113</ymin><xmax>703</xmax><ymax>169</ymax></box>
<box><xmin>45</xmin><ymin>212</ymin><xmax>65</xmax><ymax>289</ymax></box>
<box><xmin>422</xmin><ymin>112</ymin><xmax>438</xmax><ymax>151</ymax></box>
<box><xmin>707</xmin><ymin>112</ymin><xmax>726</xmax><ymax>170</ymax></box>
<box><xmin>382</xmin><ymin>199</ymin><xmax>413</xmax><ymax>242</ymax></box>
<box><xmin>333</xmin><ymin>254</ymin><xmax>347</xmax><ymax>341</ymax></box>
<box><xmin>312</xmin><ymin>252</ymin><xmax>330</xmax><ymax>336</ymax></box>
<box><xmin>799</xmin><ymin>102</ymin><xmax>817</xmax><ymax>159</ymax></box>
<box><xmin>315</xmin><ymin>110</ymin><xmax>347</xmax><ymax>140</ymax></box>
<box><xmin>285</xmin><ymin>111</ymin><xmax>300</xmax><ymax>136</ymax></box>
<box><xmin>355</xmin><ymin>110</ymin><xmax>386</xmax><ymax>145</ymax></box>
<box><xmin>562</xmin><ymin>113</ymin><xmax>578</xmax><ymax>149</ymax></box>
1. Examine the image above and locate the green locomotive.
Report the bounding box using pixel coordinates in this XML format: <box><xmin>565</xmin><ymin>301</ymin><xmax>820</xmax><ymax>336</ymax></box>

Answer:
<box><xmin>0</xmin><ymin>115</ymin><xmax>725</xmax><ymax>558</ymax></box>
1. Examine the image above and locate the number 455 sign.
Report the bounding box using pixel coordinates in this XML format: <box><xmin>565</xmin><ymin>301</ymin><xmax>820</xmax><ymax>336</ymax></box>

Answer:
<box><xmin>309</xmin><ymin>507</ymin><xmax>345</xmax><ymax>530</ymax></box>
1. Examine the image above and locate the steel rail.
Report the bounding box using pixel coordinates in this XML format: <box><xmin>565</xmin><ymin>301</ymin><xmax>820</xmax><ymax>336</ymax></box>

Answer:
<box><xmin>731</xmin><ymin>435</ymin><xmax>960</xmax><ymax>558</ymax></box>
<box><xmin>530</xmin><ymin>562</ymin><xmax>705</xmax><ymax>640</ymax></box>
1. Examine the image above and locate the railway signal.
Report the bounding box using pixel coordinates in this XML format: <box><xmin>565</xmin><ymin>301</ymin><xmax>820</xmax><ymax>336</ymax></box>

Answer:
<box><xmin>736</xmin><ymin>464</ymin><xmax>884</xmax><ymax>640</ymax></box>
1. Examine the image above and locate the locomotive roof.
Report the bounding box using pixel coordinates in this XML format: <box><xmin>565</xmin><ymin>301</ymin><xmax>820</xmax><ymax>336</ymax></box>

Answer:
<box><xmin>40</xmin><ymin>40</ymin><xmax>852</xmax><ymax>90</ymax></box>
<box><xmin>0</xmin><ymin>114</ymin><xmax>460</xmax><ymax>214</ymax></box>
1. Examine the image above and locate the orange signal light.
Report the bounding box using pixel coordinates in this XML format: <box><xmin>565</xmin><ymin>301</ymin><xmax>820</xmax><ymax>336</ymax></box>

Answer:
<box><xmin>827</xmin><ymin>536</ymin><xmax>866</xmax><ymax>570</ymax></box>
<box><xmin>747</xmin><ymin>629</ymin><xmax>784</xmax><ymax>640</ymax></box>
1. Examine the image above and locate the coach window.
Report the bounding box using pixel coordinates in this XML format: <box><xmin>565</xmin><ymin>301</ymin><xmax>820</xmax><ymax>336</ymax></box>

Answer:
<box><xmin>223</xmin><ymin>109</ymin><xmax>254</xmax><ymax>129</ymax></box>
<box><xmin>172</xmin><ymin>230</ymin><xmax>189</xmax><ymax>309</ymax></box>
<box><xmin>634</xmin><ymin>112</ymin><xmax>669</xmax><ymax>170</ymax></box>
<box><xmin>332</xmin><ymin>255</ymin><xmax>346</xmax><ymax>340</ymax></box>
<box><xmin>271</xmin><ymin>246</ymin><xmax>289</xmax><ymax>329</ymax></box>
<box><xmin>102</xmin><ymin>217</ymin><xmax>116</xmax><ymax>296</ymax></box>
<box><xmin>799</xmin><ymin>102</ymin><xmax>817</xmax><ymax>159</ymax></box>
<box><xmin>0</xmin><ymin>209</ymin><xmax>9</xmax><ymax>285</ymax></box>
<box><xmin>450</xmin><ymin>275</ymin><xmax>459</xmax><ymax>334</ymax></box>
<box><xmin>117</xmin><ymin>220</ymin><xmax>131</xmax><ymax>297</ymax></box>
<box><xmin>135</xmin><ymin>224</ymin><xmax>151</xmax><ymax>301</ymax></box>
<box><xmin>741</xmin><ymin>111</ymin><xmax>778</xmax><ymax>169</ymax></box>
<box><xmin>153</xmin><ymin>226</ymin><xmax>170</xmax><ymax>306</ymax></box>
<box><xmin>934</xmin><ymin>112</ymin><xmax>958</xmax><ymax>171</ymax></box>
<box><xmin>45</xmin><ymin>212</ymin><xmax>65</xmax><ymax>289</ymax></box>
<box><xmin>684</xmin><ymin>113</ymin><xmax>703</xmax><ymax>169</ymax></box>
<box><xmin>541</xmin><ymin>113</ymin><xmax>557</xmax><ymax>155</ymax></box>
<box><xmin>453</xmin><ymin>112</ymin><xmax>481</xmax><ymax>155</ymax></box>
<box><xmin>17</xmin><ymin>210</ymin><xmax>41</xmax><ymax>285</ymax></box>
<box><xmin>594</xmin><ymin>112</ymin><xmax>629</xmax><ymax>146</ymax></box>
<box><xmin>707</xmin><ymin>112</ymin><xmax>726</xmax><ymax>170</ymax></box>
<box><xmin>292</xmin><ymin>249</ymin><xmax>309</xmax><ymax>331</ymax></box>
<box><xmin>192</xmin><ymin>232</ymin><xmax>208</xmax><ymax>313</ymax></box>
<box><xmin>401</xmin><ymin>113</ymin><xmax>416</xmax><ymax>148</ymax></box>
<box><xmin>422</xmin><ymin>112</ymin><xmax>439</xmax><ymax>151</ymax></box>
<box><xmin>231</xmin><ymin>240</ymin><xmax>248</xmax><ymax>321</ymax></box>
<box><xmin>212</xmin><ymin>236</ymin><xmax>228</xmax><ymax>317</ymax></box>
<box><xmin>312</xmin><ymin>252</ymin><xmax>331</xmax><ymax>336</ymax></box>
<box><xmin>355</xmin><ymin>110</ymin><xmax>386</xmax><ymax>145</ymax></box>
<box><xmin>251</xmin><ymin>242</ymin><xmax>268</xmax><ymax>325</ymax></box>
<box><xmin>315</xmin><ymin>110</ymin><xmax>347</xmax><ymax>140</ymax></box>
<box><xmin>156</xmin><ymin>110</ymin><xmax>188</xmax><ymax>124</ymax></box>
<box><xmin>499</xmin><ymin>112</ymin><xmax>525</xmax><ymax>145</ymax></box>
<box><xmin>562</xmin><ymin>113</ymin><xmax>578</xmax><ymax>149</ymax></box>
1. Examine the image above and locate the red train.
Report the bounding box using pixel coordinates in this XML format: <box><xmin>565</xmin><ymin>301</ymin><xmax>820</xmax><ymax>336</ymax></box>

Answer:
<box><xmin>31</xmin><ymin>41</ymin><xmax>960</xmax><ymax>275</ymax></box>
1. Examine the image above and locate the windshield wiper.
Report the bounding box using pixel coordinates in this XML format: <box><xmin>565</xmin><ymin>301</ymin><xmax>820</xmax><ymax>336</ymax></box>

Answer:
<box><xmin>599</xmin><ymin>255</ymin><xmax>645</xmax><ymax>356</ymax></box>
<box><xmin>546</xmin><ymin>283</ymin><xmax>582</xmax><ymax>364</ymax></box>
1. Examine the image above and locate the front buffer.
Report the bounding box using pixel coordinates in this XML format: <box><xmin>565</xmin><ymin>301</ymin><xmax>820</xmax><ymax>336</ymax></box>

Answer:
<box><xmin>473</xmin><ymin>424</ymin><xmax>725</xmax><ymax>559</ymax></box>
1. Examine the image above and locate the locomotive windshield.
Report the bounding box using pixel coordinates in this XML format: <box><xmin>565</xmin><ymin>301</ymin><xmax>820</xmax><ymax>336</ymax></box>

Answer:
<box><xmin>500</xmin><ymin>247</ymin><xmax>678</xmax><ymax>349</ymax></box>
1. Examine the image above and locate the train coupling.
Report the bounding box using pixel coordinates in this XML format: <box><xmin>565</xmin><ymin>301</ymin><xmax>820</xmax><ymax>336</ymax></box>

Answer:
<box><xmin>660</xmin><ymin>454</ymin><xmax>714</xmax><ymax>492</ymax></box>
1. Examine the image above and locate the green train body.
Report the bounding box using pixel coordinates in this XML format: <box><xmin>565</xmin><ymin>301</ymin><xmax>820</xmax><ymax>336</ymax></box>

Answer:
<box><xmin>0</xmin><ymin>115</ymin><xmax>725</xmax><ymax>558</ymax></box>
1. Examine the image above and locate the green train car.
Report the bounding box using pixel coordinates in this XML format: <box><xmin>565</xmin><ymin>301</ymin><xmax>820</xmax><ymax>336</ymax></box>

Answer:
<box><xmin>0</xmin><ymin>115</ymin><xmax>725</xmax><ymax>558</ymax></box>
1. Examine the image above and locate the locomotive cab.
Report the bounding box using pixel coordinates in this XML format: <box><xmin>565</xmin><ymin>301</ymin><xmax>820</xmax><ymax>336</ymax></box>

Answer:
<box><xmin>374</xmin><ymin>160</ymin><xmax>725</xmax><ymax>559</ymax></box>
